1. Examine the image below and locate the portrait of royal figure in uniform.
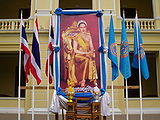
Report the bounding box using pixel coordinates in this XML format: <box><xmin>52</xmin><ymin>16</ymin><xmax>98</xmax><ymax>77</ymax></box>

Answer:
<box><xmin>60</xmin><ymin>14</ymin><xmax>101</xmax><ymax>90</ymax></box>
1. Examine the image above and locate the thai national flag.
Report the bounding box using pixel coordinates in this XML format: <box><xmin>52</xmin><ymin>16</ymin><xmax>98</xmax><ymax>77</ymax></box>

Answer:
<box><xmin>45</xmin><ymin>16</ymin><xmax>54</xmax><ymax>84</ymax></box>
<box><xmin>30</xmin><ymin>17</ymin><xmax>42</xmax><ymax>85</ymax></box>
<box><xmin>20</xmin><ymin>13</ymin><xmax>31</xmax><ymax>83</ymax></box>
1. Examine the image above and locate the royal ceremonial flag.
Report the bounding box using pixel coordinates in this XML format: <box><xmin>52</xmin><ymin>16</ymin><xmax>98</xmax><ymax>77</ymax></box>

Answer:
<box><xmin>45</xmin><ymin>16</ymin><xmax>54</xmax><ymax>84</ymax></box>
<box><xmin>120</xmin><ymin>17</ymin><xmax>131</xmax><ymax>80</ymax></box>
<box><xmin>108</xmin><ymin>15</ymin><xmax>118</xmax><ymax>80</ymax></box>
<box><xmin>132</xmin><ymin>14</ymin><xmax>149</xmax><ymax>80</ymax></box>
<box><xmin>30</xmin><ymin>17</ymin><xmax>42</xmax><ymax>85</ymax></box>
<box><xmin>20</xmin><ymin>13</ymin><xmax>31</xmax><ymax>83</ymax></box>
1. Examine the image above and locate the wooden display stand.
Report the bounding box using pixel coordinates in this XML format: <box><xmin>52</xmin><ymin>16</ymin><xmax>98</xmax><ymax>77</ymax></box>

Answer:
<box><xmin>66</xmin><ymin>97</ymin><xmax>101</xmax><ymax>120</ymax></box>
<box><xmin>92</xmin><ymin>102</ymin><xmax>101</xmax><ymax>120</ymax></box>
<box><xmin>75</xmin><ymin>97</ymin><xmax>92</xmax><ymax>120</ymax></box>
<box><xmin>66</xmin><ymin>102</ymin><xmax>75</xmax><ymax>120</ymax></box>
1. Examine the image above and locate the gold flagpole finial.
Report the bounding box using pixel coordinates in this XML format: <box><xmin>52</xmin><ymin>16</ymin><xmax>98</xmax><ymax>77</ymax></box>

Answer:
<box><xmin>110</xmin><ymin>10</ymin><xmax>112</xmax><ymax>14</ymax></box>
<box><xmin>35</xmin><ymin>10</ymin><xmax>38</xmax><ymax>13</ymax></box>
<box><xmin>50</xmin><ymin>10</ymin><xmax>53</xmax><ymax>14</ymax></box>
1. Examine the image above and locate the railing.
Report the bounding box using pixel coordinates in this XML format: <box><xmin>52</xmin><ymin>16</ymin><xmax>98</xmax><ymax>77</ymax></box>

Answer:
<box><xmin>125</xmin><ymin>19</ymin><xmax>155</xmax><ymax>30</ymax></box>
<box><xmin>0</xmin><ymin>19</ymin><xmax>29</xmax><ymax>30</ymax></box>
<box><xmin>0</xmin><ymin>18</ymin><xmax>156</xmax><ymax>31</ymax></box>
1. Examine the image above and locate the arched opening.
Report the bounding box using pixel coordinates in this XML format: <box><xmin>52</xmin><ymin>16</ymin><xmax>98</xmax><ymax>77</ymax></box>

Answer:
<box><xmin>59</xmin><ymin>0</ymin><xmax>92</xmax><ymax>10</ymax></box>
<box><xmin>120</xmin><ymin>0</ymin><xmax>153</xmax><ymax>18</ymax></box>
<box><xmin>0</xmin><ymin>0</ymin><xmax>31</xmax><ymax>19</ymax></box>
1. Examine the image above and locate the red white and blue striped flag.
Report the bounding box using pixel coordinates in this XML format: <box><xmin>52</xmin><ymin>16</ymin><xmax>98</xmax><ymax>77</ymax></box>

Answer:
<box><xmin>45</xmin><ymin>15</ymin><xmax>54</xmax><ymax>84</ymax></box>
<box><xmin>30</xmin><ymin>17</ymin><xmax>42</xmax><ymax>85</ymax></box>
<box><xmin>20</xmin><ymin>14</ymin><xmax>31</xmax><ymax>83</ymax></box>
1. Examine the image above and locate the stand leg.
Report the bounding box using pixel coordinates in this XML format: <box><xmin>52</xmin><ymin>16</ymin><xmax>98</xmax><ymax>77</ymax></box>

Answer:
<box><xmin>55</xmin><ymin>113</ymin><xmax>58</xmax><ymax>120</ymax></box>
<box><xmin>62</xmin><ymin>109</ymin><xmax>64</xmax><ymax>120</ymax></box>
<box><xmin>103</xmin><ymin>116</ymin><xmax>107</xmax><ymax>120</ymax></box>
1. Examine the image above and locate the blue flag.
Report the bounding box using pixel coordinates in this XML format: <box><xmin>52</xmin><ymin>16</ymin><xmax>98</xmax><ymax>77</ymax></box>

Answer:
<box><xmin>108</xmin><ymin>16</ymin><xmax>118</xmax><ymax>80</ymax></box>
<box><xmin>120</xmin><ymin>17</ymin><xmax>131</xmax><ymax>80</ymax></box>
<box><xmin>132</xmin><ymin>15</ymin><xmax>149</xmax><ymax>80</ymax></box>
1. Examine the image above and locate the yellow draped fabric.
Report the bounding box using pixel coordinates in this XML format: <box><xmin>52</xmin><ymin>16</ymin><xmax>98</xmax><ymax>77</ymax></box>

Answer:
<box><xmin>74</xmin><ymin>32</ymin><xmax>98</xmax><ymax>82</ymax></box>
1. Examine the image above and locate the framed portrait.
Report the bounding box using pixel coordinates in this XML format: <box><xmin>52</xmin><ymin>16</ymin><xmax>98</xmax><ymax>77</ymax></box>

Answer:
<box><xmin>59</xmin><ymin>14</ymin><xmax>100</xmax><ymax>91</ymax></box>
<box><xmin>54</xmin><ymin>9</ymin><xmax>107</xmax><ymax>94</ymax></box>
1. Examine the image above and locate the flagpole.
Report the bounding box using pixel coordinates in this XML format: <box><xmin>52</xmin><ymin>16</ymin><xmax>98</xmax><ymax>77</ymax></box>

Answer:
<box><xmin>46</xmin><ymin>15</ymin><xmax>52</xmax><ymax>120</ymax></box>
<box><xmin>18</xmin><ymin>30</ymin><xmax>21</xmax><ymax>120</ymax></box>
<box><xmin>138</xmin><ymin>64</ymin><xmax>143</xmax><ymax>120</ymax></box>
<box><xmin>32</xmin><ymin>81</ymin><xmax>35</xmax><ymax>120</ymax></box>
<box><xmin>57</xmin><ymin>0</ymin><xmax>59</xmax><ymax>8</ymax></box>
<box><xmin>122</xmin><ymin>10</ymin><xmax>129</xmax><ymax>120</ymax></box>
<box><xmin>18</xmin><ymin>11</ymin><xmax>23</xmax><ymax>120</ymax></box>
<box><xmin>111</xmin><ymin>81</ymin><xmax>115</xmax><ymax>120</ymax></box>
<box><xmin>108</xmin><ymin>15</ymin><xmax>117</xmax><ymax>120</ymax></box>
<box><xmin>98</xmin><ymin>0</ymin><xmax>101</xmax><ymax>10</ymax></box>
<box><xmin>113</xmin><ymin>0</ymin><xmax>116</xmax><ymax>12</ymax></box>
<box><xmin>46</xmin><ymin>49</ymin><xmax>50</xmax><ymax>120</ymax></box>
<box><xmin>47</xmin><ymin>50</ymin><xmax>50</xmax><ymax>120</ymax></box>
<box><xmin>50</xmin><ymin>0</ymin><xmax>52</xmax><ymax>11</ymax></box>
<box><xmin>35</xmin><ymin>0</ymin><xmax>38</xmax><ymax>11</ymax></box>
<box><xmin>135</xmin><ymin>12</ymin><xmax>143</xmax><ymax>120</ymax></box>
<box><xmin>125</xmin><ymin>79</ymin><xmax>129</xmax><ymax>120</ymax></box>
<box><xmin>32</xmin><ymin>12</ymin><xmax>36</xmax><ymax>120</ymax></box>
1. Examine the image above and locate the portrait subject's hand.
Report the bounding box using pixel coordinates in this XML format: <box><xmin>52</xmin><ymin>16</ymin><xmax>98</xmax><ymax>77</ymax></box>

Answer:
<box><xmin>89</xmin><ymin>50</ymin><xmax>95</xmax><ymax>58</ymax></box>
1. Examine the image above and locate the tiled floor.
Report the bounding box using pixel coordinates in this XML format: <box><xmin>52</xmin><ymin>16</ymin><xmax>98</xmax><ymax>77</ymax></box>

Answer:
<box><xmin>0</xmin><ymin>113</ymin><xmax>160</xmax><ymax>120</ymax></box>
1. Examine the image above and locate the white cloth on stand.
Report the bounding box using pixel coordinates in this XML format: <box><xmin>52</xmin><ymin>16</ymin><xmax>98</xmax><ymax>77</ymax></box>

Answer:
<box><xmin>101</xmin><ymin>92</ymin><xmax>111</xmax><ymax>116</ymax></box>
<box><xmin>50</xmin><ymin>90</ymin><xmax>60</xmax><ymax>113</ymax></box>
<box><xmin>58</xmin><ymin>95</ymin><xmax>68</xmax><ymax>109</ymax></box>
<box><xmin>50</xmin><ymin>90</ymin><xmax>111</xmax><ymax>116</ymax></box>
